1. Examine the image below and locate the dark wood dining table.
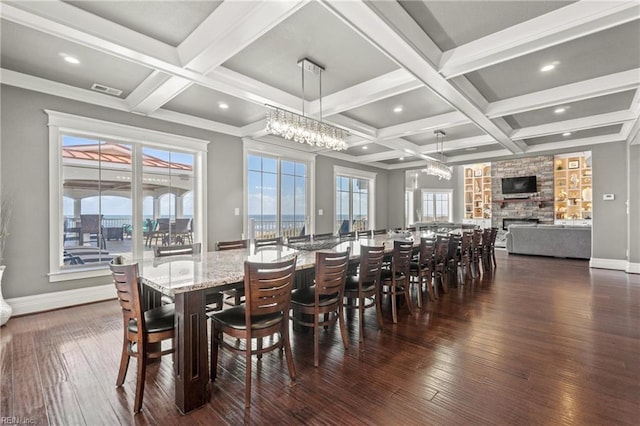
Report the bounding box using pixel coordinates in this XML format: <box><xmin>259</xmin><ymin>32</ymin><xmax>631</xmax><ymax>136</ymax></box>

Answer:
<box><xmin>136</xmin><ymin>231</ymin><xmax>441</xmax><ymax>413</ymax></box>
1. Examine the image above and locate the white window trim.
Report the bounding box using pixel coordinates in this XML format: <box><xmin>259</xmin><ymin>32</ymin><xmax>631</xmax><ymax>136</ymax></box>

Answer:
<box><xmin>333</xmin><ymin>165</ymin><xmax>377</xmax><ymax>230</ymax></box>
<box><xmin>46</xmin><ymin>110</ymin><xmax>209</xmax><ymax>282</ymax></box>
<box><xmin>242</xmin><ymin>138</ymin><xmax>316</xmax><ymax>238</ymax></box>
<box><xmin>420</xmin><ymin>188</ymin><xmax>453</xmax><ymax>222</ymax></box>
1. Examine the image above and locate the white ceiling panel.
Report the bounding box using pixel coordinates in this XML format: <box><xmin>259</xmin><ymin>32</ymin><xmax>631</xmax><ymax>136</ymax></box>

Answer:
<box><xmin>0</xmin><ymin>19</ymin><xmax>152</xmax><ymax>97</ymax></box>
<box><xmin>406</xmin><ymin>123</ymin><xmax>485</xmax><ymax>146</ymax></box>
<box><xmin>399</xmin><ymin>0</ymin><xmax>573</xmax><ymax>51</ymax></box>
<box><xmin>524</xmin><ymin>124</ymin><xmax>623</xmax><ymax>146</ymax></box>
<box><xmin>163</xmin><ymin>84</ymin><xmax>268</xmax><ymax>127</ymax></box>
<box><xmin>466</xmin><ymin>20</ymin><xmax>640</xmax><ymax>102</ymax></box>
<box><xmin>65</xmin><ymin>0</ymin><xmax>222</xmax><ymax>47</ymax></box>
<box><xmin>341</xmin><ymin>87</ymin><xmax>453</xmax><ymax>128</ymax></box>
<box><xmin>504</xmin><ymin>90</ymin><xmax>636</xmax><ymax>129</ymax></box>
<box><xmin>222</xmin><ymin>1</ymin><xmax>398</xmax><ymax>100</ymax></box>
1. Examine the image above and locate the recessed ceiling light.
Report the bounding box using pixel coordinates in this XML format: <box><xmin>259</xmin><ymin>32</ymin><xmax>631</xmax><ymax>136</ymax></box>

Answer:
<box><xmin>399</xmin><ymin>157</ymin><xmax>404</xmax><ymax>161</ymax></box>
<box><xmin>540</xmin><ymin>64</ymin><xmax>555</xmax><ymax>72</ymax></box>
<box><xmin>218</xmin><ymin>102</ymin><xmax>229</xmax><ymax>110</ymax></box>
<box><xmin>362</xmin><ymin>146</ymin><xmax>368</xmax><ymax>150</ymax></box>
<box><xmin>393</xmin><ymin>106</ymin><xmax>403</xmax><ymax>113</ymax></box>
<box><xmin>554</xmin><ymin>107</ymin><xmax>566</xmax><ymax>114</ymax></box>
<box><xmin>563</xmin><ymin>132</ymin><xmax>572</xmax><ymax>136</ymax></box>
<box><xmin>60</xmin><ymin>53</ymin><xmax>80</xmax><ymax>65</ymax></box>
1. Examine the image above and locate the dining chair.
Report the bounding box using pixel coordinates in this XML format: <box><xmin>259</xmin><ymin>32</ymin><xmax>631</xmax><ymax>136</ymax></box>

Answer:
<box><xmin>339</xmin><ymin>230</ymin><xmax>356</xmax><ymax>241</ymax></box>
<box><xmin>153</xmin><ymin>242</ymin><xmax>201</xmax><ymax>257</ymax></box>
<box><xmin>290</xmin><ymin>249</ymin><xmax>350</xmax><ymax>367</ymax></box>
<box><xmin>287</xmin><ymin>234</ymin><xmax>311</xmax><ymax>244</ymax></box>
<box><xmin>372</xmin><ymin>229</ymin><xmax>387</xmax><ymax>236</ymax></box>
<box><xmin>489</xmin><ymin>227</ymin><xmax>499</xmax><ymax>268</ymax></box>
<box><xmin>217</xmin><ymin>239</ymin><xmax>250</xmax><ymax>306</ymax></box>
<box><xmin>209</xmin><ymin>256</ymin><xmax>298</xmax><ymax>408</ymax></box>
<box><xmin>470</xmin><ymin>229</ymin><xmax>483</xmax><ymax>278</ymax></box>
<box><xmin>457</xmin><ymin>232</ymin><xmax>473</xmax><ymax>284</ymax></box>
<box><xmin>380</xmin><ymin>240</ymin><xmax>415</xmax><ymax>323</ymax></box>
<box><xmin>313</xmin><ymin>232</ymin><xmax>335</xmax><ymax>241</ymax></box>
<box><xmin>356</xmin><ymin>230</ymin><xmax>372</xmax><ymax>239</ymax></box>
<box><xmin>109</xmin><ymin>257</ymin><xmax>175</xmax><ymax>413</ymax></box>
<box><xmin>148</xmin><ymin>218</ymin><xmax>170</xmax><ymax>247</ymax></box>
<box><xmin>433</xmin><ymin>237</ymin><xmax>450</xmax><ymax>298</ymax></box>
<box><xmin>445</xmin><ymin>234</ymin><xmax>462</xmax><ymax>288</ymax></box>
<box><xmin>344</xmin><ymin>244</ymin><xmax>385</xmax><ymax>342</ymax></box>
<box><xmin>254</xmin><ymin>236</ymin><xmax>283</xmax><ymax>248</ymax></box>
<box><xmin>410</xmin><ymin>237</ymin><xmax>435</xmax><ymax>306</ymax></box>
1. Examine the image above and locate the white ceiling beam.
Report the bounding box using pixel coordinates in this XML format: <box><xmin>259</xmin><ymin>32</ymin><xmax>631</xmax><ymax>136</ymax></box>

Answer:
<box><xmin>511</xmin><ymin>110</ymin><xmax>637</xmax><ymax>139</ymax></box>
<box><xmin>317</xmin><ymin>149</ymin><xmax>391</xmax><ymax>170</ymax></box>
<box><xmin>447</xmin><ymin>148</ymin><xmax>513</xmax><ymax>165</ymax></box>
<box><xmin>149</xmin><ymin>109</ymin><xmax>241</xmax><ymax>137</ymax></box>
<box><xmin>386</xmin><ymin>160</ymin><xmax>428</xmax><ymax>170</ymax></box>
<box><xmin>525</xmin><ymin>133</ymin><xmax>626</xmax><ymax>153</ymax></box>
<box><xmin>439</xmin><ymin>1</ymin><xmax>640</xmax><ymax>78</ymax></box>
<box><xmin>324</xmin><ymin>0</ymin><xmax>524</xmax><ymax>154</ymax></box>
<box><xmin>377</xmin><ymin>111</ymin><xmax>469</xmax><ymax>139</ymax></box>
<box><xmin>307</xmin><ymin>69</ymin><xmax>422</xmax><ymax>117</ymax></box>
<box><xmin>486</xmin><ymin>69</ymin><xmax>640</xmax><ymax>118</ymax></box>
<box><xmin>131</xmin><ymin>1</ymin><xmax>307</xmax><ymax>114</ymax></box>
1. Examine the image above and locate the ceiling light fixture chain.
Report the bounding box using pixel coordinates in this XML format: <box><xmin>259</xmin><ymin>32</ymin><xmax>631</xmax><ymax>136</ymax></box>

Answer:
<box><xmin>265</xmin><ymin>57</ymin><xmax>348</xmax><ymax>151</ymax></box>
<box><xmin>421</xmin><ymin>129</ymin><xmax>452</xmax><ymax>180</ymax></box>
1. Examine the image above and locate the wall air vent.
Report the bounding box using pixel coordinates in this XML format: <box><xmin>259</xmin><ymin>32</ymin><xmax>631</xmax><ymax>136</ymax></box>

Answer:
<box><xmin>91</xmin><ymin>83</ymin><xmax>123</xmax><ymax>97</ymax></box>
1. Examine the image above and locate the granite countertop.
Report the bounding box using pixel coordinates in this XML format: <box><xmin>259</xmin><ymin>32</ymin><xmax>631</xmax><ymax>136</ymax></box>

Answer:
<box><xmin>137</xmin><ymin>233</ymin><xmax>424</xmax><ymax>295</ymax></box>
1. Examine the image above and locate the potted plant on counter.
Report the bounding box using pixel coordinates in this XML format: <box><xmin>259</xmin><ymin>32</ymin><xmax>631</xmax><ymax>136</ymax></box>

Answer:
<box><xmin>0</xmin><ymin>194</ymin><xmax>12</xmax><ymax>326</ymax></box>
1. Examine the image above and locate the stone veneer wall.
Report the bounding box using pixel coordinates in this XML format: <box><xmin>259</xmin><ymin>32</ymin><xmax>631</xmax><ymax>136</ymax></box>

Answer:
<box><xmin>491</xmin><ymin>155</ymin><xmax>555</xmax><ymax>242</ymax></box>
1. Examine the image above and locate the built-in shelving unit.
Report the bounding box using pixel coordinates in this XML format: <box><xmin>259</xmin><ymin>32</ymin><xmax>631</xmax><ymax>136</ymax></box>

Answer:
<box><xmin>554</xmin><ymin>152</ymin><xmax>592</xmax><ymax>225</ymax></box>
<box><xmin>464</xmin><ymin>163</ymin><xmax>491</xmax><ymax>221</ymax></box>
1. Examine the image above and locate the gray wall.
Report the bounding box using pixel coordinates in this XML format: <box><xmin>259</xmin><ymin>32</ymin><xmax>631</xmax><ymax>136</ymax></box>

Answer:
<box><xmin>314</xmin><ymin>155</ymin><xmax>388</xmax><ymax>234</ymax></box>
<box><xmin>591</xmin><ymin>142</ymin><xmax>629</xmax><ymax>261</ymax></box>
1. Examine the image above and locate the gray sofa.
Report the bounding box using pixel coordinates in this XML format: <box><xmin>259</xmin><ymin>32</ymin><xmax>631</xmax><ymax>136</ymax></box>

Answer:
<box><xmin>505</xmin><ymin>224</ymin><xmax>591</xmax><ymax>259</ymax></box>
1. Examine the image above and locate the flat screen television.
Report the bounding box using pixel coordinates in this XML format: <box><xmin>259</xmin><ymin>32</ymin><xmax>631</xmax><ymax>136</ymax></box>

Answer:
<box><xmin>501</xmin><ymin>176</ymin><xmax>537</xmax><ymax>194</ymax></box>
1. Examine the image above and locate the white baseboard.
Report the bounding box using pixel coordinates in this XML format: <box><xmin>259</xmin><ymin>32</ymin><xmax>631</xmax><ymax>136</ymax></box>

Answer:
<box><xmin>590</xmin><ymin>258</ymin><xmax>638</xmax><ymax>273</ymax></box>
<box><xmin>6</xmin><ymin>284</ymin><xmax>115</xmax><ymax>316</ymax></box>
<box><xmin>626</xmin><ymin>262</ymin><xmax>640</xmax><ymax>274</ymax></box>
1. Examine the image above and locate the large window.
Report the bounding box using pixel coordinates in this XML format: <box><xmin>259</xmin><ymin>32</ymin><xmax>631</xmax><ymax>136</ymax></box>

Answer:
<box><xmin>334</xmin><ymin>166</ymin><xmax>376</xmax><ymax>233</ymax></box>
<box><xmin>421</xmin><ymin>189</ymin><xmax>453</xmax><ymax>222</ymax></box>
<box><xmin>244</xmin><ymin>140</ymin><xmax>314</xmax><ymax>239</ymax></box>
<box><xmin>48</xmin><ymin>111</ymin><xmax>208</xmax><ymax>281</ymax></box>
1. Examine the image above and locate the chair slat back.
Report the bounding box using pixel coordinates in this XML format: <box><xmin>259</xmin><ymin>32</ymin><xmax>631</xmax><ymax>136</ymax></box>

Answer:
<box><xmin>419</xmin><ymin>237</ymin><xmax>435</xmax><ymax>268</ymax></box>
<box><xmin>472</xmin><ymin>229</ymin><xmax>483</xmax><ymax>249</ymax></box>
<box><xmin>339</xmin><ymin>231</ymin><xmax>356</xmax><ymax>241</ymax></box>
<box><xmin>392</xmin><ymin>240</ymin><xmax>413</xmax><ymax>276</ymax></box>
<box><xmin>245</xmin><ymin>257</ymin><xmax>297</xmax><ymax>317</ymax></box>
<box><xmin>288</xmin><ymin>234</ymin><xmax>311</xmax><ymax>244</ymax></box>
<box><xmin>358</xmin><ymin>244</ymin><xmax>385</xmax><ymax>284</ymax></box>
<box><xmin>372</xmin><ymin>229</ymin><xmax>387</xmax><ymax>235</ymax></box>
<box><xmin>255</xmin><ymin>236</ymin><xmax>283</xmax><ymax>248</ymax></box>
<box><xmin>460</xmin><ymin>232</ymin><xmax>473</xmax><ymax>255</ymax></box>
<box><xmin>482</xmin><ymin>228</ymin><xmax>492</xmax><ymax>249</ymax></box>
<box><xmin>434</xmin><ymin>239</ymin><xmax>449</xmax><ymax>266</ymax></box>
<box><xmin>447</xmin><ymin>234</ymin><xmax>461</xmax><ymax>260</ymax></box>
<box><xmin>110</xmin><ymin>257</ymin><xmax>143</xmax><ymax>330</ymax></box>
<box><xmin>173</xmin><ymin>218</ymin><xmax>191</xmax><ymax>233</ymax></box>
<box><xmin>217</xmin><ymin>239</ymin><xmax>249</xmax><ymax>251</ymax></box>
<box><xmin>154</xmin><ymin>243</ymin><xmax>201</xmax><ymax>257</ymax></box>
<box><xmin>313</xmin><ymin>233</ymin><xmax>335</xmax><ymax>241</ymax></box>
<box><xmin>314</xmin><ymin>249</ymin><xmax>350</xmax><ymax>298</ymax></box>
<box><xmin>490</xmin><ymin>227</ymin><xmax>499</xmax><ymax>245</ymax></box>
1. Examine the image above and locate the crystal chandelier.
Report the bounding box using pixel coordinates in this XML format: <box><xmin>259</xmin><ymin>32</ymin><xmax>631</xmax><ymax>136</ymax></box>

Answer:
<box><xmin>422</xmin><ymin>130</ymin><xmax>452</xmax><ymax>180</ymax></box>
<box><xmin>265</xmin><ymin>58</ymin><xmax>348</xmax><ymax>151</ymax></box>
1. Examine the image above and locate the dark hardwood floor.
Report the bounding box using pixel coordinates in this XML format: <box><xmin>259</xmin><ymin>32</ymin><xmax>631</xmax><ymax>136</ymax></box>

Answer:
<box><xmin>2</xmin><ymin>250</ymin><xmax>639</xmax><ymax>425</ymax></box>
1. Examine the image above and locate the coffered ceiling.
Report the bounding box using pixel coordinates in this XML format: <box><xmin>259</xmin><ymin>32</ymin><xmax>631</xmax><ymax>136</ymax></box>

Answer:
<box><xmin>1</xmin><ymin>1</ymin><xmax>638</xmax><ymax>170</ymax></box>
